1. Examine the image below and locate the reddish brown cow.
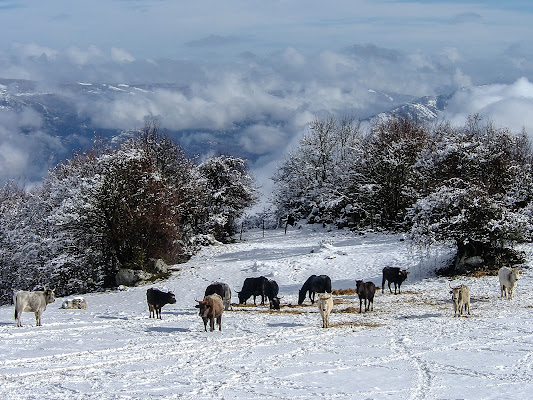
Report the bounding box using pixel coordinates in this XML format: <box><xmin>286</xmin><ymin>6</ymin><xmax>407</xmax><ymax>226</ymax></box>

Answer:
<box><xmin>195</xmin><ymin>293</ymin><xmax>224</xmax><ymax>332</ymax></box>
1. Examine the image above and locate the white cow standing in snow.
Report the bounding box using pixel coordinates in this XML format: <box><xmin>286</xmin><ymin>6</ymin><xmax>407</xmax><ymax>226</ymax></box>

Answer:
<box><xmin>317</xmin><ymin>293</ymin><xmax>333</xmax><ymax>328</ymax></box>
<box><xmin>499</xmin><ymin>266</ymin><xmax>520</xmax><ymax>300</ymax></box>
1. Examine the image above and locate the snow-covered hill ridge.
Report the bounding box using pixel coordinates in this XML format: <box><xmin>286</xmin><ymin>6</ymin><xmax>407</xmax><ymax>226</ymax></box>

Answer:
<box><xmin>0</xmin><ymin>227</ymin><xmax>532</xmax><ymax>399</ymax></box>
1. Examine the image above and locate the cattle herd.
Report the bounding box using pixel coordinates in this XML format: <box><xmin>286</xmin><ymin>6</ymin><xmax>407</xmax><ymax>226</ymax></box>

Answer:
<box><xmin>12</xmin><ymin>266</ymin><xmax>521</xmax><ymax>329</ymax></box>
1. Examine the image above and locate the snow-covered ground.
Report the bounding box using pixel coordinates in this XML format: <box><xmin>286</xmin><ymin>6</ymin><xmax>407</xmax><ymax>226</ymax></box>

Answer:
<box><xmin>1</xmin><ymin>226</ymin><xmax>532</xmax><ymax>399</ymax></box>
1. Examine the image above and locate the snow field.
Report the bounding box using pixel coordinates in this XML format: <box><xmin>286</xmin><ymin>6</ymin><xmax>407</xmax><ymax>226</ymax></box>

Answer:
<box><xmin>1</xmin><ymin>227</ymin><xmax>532</xmax><ymax>399</ymax></box>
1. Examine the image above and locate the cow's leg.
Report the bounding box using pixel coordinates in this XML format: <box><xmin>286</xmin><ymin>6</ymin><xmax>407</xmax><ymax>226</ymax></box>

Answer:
<box><xmin>217</xmin><ymin>316</ymin><xmax>222</xmax><ymax>331</ymax></box>
<box><xmin>210</xmin><ymin>317</ymin><xmax>215</xmax><ymax>332</ymax></box>
<box><xmin>359</xmin><ymin>298</ymin><xmax>363</xmax><ymax>313</ymax></box>
<box><xmin>35</xmin><ymin>311</ymin><xmax>41</xmax><ymax>326</ymax></box>
<box><xmin>311</xmin><ymin>292</ymin><xmax>315</xmax><ymax>304</ymax></box>
<box><xmin>253</xmin><ymin>295</ymin><xmax>257</xmax><ymax>305</ymax></box>
<box><xmin>203</xmin><ymin>318</ymin><xmax>208</xmax><ymax>332</ymax></box>
<box><xmin>509</xmin><ymin>287</ymin><xmax>514</xmax><ymax>300</ymax></box>
<box><xmin>388</xmin><ymin>282</ymin><xmax>392</xmax><ymax>294</ymax></box>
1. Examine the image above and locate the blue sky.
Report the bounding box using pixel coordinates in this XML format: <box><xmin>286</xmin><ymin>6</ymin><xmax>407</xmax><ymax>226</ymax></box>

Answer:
<box><xmin>0</xmin><ymin>0</ymin><xmax>532</xmax><ymax>70</ymax></box>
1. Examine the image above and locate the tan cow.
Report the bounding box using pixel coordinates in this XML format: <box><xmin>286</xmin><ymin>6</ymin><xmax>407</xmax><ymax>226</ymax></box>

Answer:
<box><xmin>195</xmin><ymin>293</ymin><xmax>224</xmax><ymax>332</ymax></box>
<box><xmin>450</xmin><ymin>284</ymin><xmax>470</xmax><ymax>317</ymax></box>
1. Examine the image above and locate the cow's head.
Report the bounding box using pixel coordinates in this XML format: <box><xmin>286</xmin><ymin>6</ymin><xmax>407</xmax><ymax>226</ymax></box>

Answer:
<box><xmin>297</xmin><ymin>289</ymin><xmax>306</xmax><ymax>305</ymax></box>
<box><xmin>449</xmin><ymin>286</ymin><xmax>462</xmax><ymax>303</ymax></box>
<box><xmin>195</xmin><ymin>299</ymin><xmax>209</xmax><ymax>316</ymax></box>
<box><xmin>355</xmin><ymin>280</ymin><xmax>364</xmax><ymax>294</ymax></box>
<box><xmin>167</xmin><ymin>291</ymin><xmax>177</xmax><ymax>304</ymax></box>
<box><xmin>44</xmin><ymin>289</ymin><xmax>55</xmax><ymax>304</ymax></box>
<box><xmin>236</xmin><ymin>291</ymin><xmax>246</xmax><ymax>305</ymax></box>
<box><xmin>269</xmin><ymin>297</ymin><xmax>281</xmax><ymax>310</ymax></box>
<box><xmin>399</xmin><ymin>270</ymin><xmax>409</xmax><ymax>281</ymax></box>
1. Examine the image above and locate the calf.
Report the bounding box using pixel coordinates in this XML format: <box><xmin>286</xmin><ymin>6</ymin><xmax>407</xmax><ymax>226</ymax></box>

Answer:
<box><xmin>356</xmin><ymin>280</ymin><xmax>376</xmax><ymax>313</ymax></box>
<box><xmin>498</xmin><ymin>266</ymin><xmax>520</xmax><ymax>300</ymax></box>
<box><xmin>205</xmin><ymin>282</ymin><xmax>232</xmax><ymax>311</ymax></box>
<box><xmin>382</xmin><ymin>267</ymin><xmax>409</xmax><ymax>294</ymax></box>
<box><xmin>195</xmin><ymin>293</ymin><xmax>224</xmax><ymax>332</ymax></box>
<box><xmin>317</xmin><ymin>293</ymin><xmax>334</xmax><ymax>328</ymax></box>
<box><xmin>146</xmin><ymin>288</ymin><xmax>176</xmax><ymax>319</ymax></box>
<box><xmin>265</xmin><ymin>279</ymin><xmax>281</xmax><ymax>310</ymax></box>
<box><xmin>14</xmin><ymin>289</ymin><xmax>55</xmax><ymax>327</ymax></box>
<box><xmin>450</xmin><ymin>284</ymin><xmax>470</xmax><ymax>317</ymax></box>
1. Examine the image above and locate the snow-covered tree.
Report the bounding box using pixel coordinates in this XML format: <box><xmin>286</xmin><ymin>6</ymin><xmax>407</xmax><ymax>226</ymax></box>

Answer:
<box><xmin>408</xmin><ymin>116</ymin><xmax>532</xmax><ymax>273</ymax></box>
<box><xmin>197</xmin><ymin>155</ymin><xmax>258</xmax><ymax>242</ymax></box>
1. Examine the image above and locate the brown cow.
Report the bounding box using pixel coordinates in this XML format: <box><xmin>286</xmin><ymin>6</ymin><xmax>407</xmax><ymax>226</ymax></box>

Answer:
<box><xmin>195</xmin><ymin>293</ymin><xmax>224</xmax><ymax>332</ymax></box>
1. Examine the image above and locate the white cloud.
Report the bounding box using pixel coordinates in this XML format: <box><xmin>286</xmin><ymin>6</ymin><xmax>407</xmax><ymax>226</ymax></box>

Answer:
<box><xmin>11</xmin><ymin>42</ymin><xmax>58</xmax><ymax>60</ymax></box>
<box><xmin>0</xmin><ymin>109</ymin><xmax>63</xmax><ymax>185</ymax></box>
<box><xmin>443</xmin><ymin>77</ymin><xmax>533</xmax><ymax>135</ymax></box>
<box><xmin>111</xmin><ymin>47</ymin><xmax>135</xmax><ymax>63</ymax></box>
<box><xmin>65</xmin><ymin>45</ymin><xmax>105</xmax><ymax>65</ymax></box>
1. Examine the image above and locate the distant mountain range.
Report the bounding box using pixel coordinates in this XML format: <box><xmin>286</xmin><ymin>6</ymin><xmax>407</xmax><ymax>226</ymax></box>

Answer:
<box><xmin>0</xmin><ymin>78</ymin><xmax>453</xmax><ymax>182</ymax></box>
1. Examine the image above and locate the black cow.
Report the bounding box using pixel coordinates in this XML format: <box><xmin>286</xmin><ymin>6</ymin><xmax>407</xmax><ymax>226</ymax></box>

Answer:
<box><xmin>265</xmin><ymin>279</ymin><xmax>281</xmax><ymax>309</ymax></box>
<box><xmin>146</xmin><ymin>288</ymin><xmax>176</xmax><ymax>319</ymax></box>
<box><xmin>205</xmin><ymin>282</ymin><xmax>232</xmax><ymax>311</ymax></box>
<box><xmin>298</xmin><ymin>275</ymin><xmax>332</xmax><ymax>305</ymax></box>
<box><xmin>237</xmin><ymin>276</ymin><xmax>268</xmax><ymax>305</ymax></box>
<box><xmin>381</xmin><ymin>267</ymin><xmax>409</xmax><ymax>295</ymax></box>
<box><xmin>356</xmin><ymin>280</ymin><xmax>376</xmax><ymax>313</ymax></box>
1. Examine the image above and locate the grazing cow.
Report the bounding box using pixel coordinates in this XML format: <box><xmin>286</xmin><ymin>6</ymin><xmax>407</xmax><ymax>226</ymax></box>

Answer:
<box><xmin>382</xmin><ymin>267</ymin><xmax>409</xmax><ymax>294</ymax></box>
<box><xmin>498</xmin><ymin>267</ymin><xmax>520</xmax><ymax>300</ymax></box>
<box><xmin>14</xmin><ymin>289</ymin><xmax>55</xmax><ymax>327</ymax></box>
<box><xmin>298</xmin><ymin>275</ymin><xmax>332</xmax><ymax>305</ymax></box>
<box><xmin>356</xmin><ymin>280</ymin><xmax>376</xmax><ymax>313</ymax></box>
<box><xmin>450</xmin><ymin>284</ymin><xmax>470</xmax><ymax>317</ymax></box>
<box><xmin>317</xmin><ymin>292</ymin><xmax>334</xmax><ymax>328</ymax></box>
<box><xmin>237</xmin><ymin>276</ymin><xmax>268</xmax><ymax>305</ymax></box>
<box><xmin>265</xmin><ymin>279</ymin><xmax>281</xmax><ymax>310</ymax></box>
<box><xmin>205</xmin><ymin>282</ymin><xmax>232</xmax><ymax>311</ymax></box>
<box><xmin>146</xmin><ymin>288</ymin><xmax>176</xmax><ymax>319</ymax></box>
<box><xmin>195</xmin><ymin>293</ymin><xmax>224</xmax><ymax>332</ymax></box>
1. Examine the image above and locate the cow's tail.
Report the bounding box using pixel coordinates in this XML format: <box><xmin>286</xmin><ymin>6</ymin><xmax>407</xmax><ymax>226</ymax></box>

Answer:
<box><xmin>14</xmin><ymin>308</ymin><xmax>18</xmax><ymax>321</ymax></box>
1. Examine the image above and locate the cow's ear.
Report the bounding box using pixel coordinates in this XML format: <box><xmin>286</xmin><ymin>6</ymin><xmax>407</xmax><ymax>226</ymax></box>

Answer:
<box><xmin>194</xmin><ymin>304</ymin><xmax>200</xmax><ymax>308</ymax></box>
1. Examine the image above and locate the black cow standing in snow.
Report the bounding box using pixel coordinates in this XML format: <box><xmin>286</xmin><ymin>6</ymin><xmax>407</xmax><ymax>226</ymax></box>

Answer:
<box><xmin>381</xmin><ymin>267</ymin><xmax>409</xmax><ymax>295</ymax></box>
<box><xmin>146</xmin><ymin>288</ymin><xmax>176</xmax><ymax>319</ymax></box>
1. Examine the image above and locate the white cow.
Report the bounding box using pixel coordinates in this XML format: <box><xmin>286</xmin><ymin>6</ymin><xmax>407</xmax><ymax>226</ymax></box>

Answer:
<box><xmin>14</xmin><ymin>289</ymin><xmax>55</xmax><ymax>327</ymax></box>
<box><xmin>450</xmin><ymin>284</ymin><xmax>470</xmax><ymax>317</ymax></box>
<box><xmin>498</xmin><ymin>267</ymin><xmax>520</xmax><ymax>300</ymax></box>
<box><xmin>317</xmin><ymin>292</ymin><xmax>334</xmax><ymax>328</ymax></box>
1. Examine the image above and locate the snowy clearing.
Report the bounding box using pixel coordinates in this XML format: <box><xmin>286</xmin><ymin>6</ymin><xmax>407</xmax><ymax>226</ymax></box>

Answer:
<box><xmin>1</xmin><ymin>227</ymin><xmax>532</xmax><ymax>399</ymax></box>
